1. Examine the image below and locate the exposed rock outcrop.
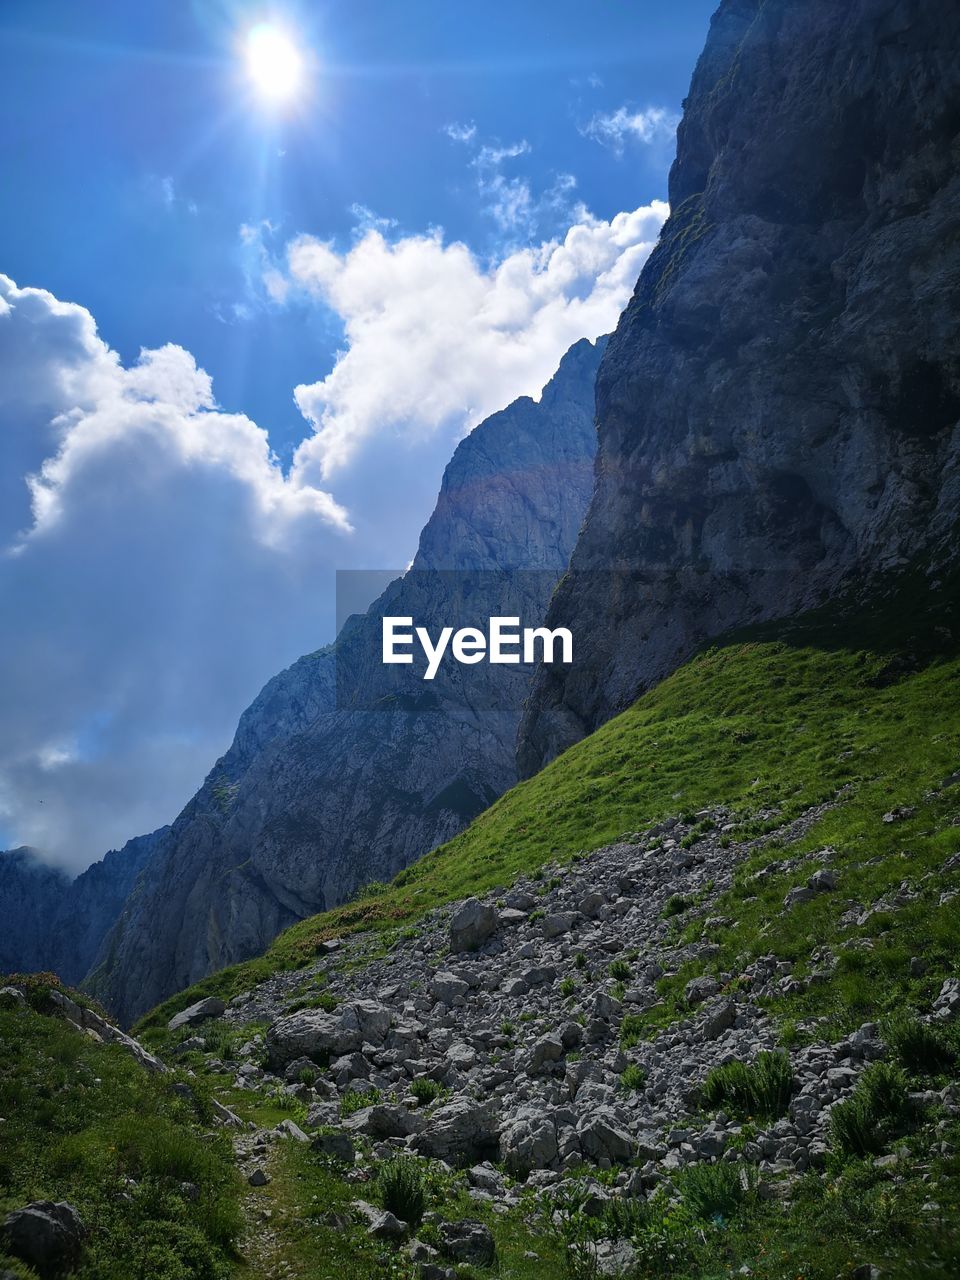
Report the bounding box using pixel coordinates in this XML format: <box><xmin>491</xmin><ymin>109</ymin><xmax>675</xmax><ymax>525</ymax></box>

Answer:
<box><xmin>519</xmin><ymin>0</ymin><xmax>960</xmax><ymax>773</ymax></box>
<box><xmin>88</xmin><ymin>337</ymin><xmax>604</xmax><ymax>1023</ymax></box>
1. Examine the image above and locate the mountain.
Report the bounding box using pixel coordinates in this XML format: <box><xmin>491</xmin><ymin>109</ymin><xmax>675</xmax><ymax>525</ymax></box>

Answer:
<box><xmin>0</xmin><ymin>836</ymin><xmax>159</xmax><ymax>984</ymax></box>
<box><xmin>85</xmin><ymin>336</ymin><xmax>604</xmax><ymax>1023</ymax></box>
<box><xmin>518</xmin><ymin>0</ymin><xmax>960</xmax><ymax>774</ymax></box>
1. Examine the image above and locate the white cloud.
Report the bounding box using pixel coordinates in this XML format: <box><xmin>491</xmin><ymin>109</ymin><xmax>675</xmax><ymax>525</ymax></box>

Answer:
<box><xmin>582</xmin><ymin>106</ymin><xmax>680</xmax><ymax>156</ymax></box>
<box><xmin>0</xmin><ymin>274</ymin><xmax>352</xmax><ymax>868</ymax></box>
<box><xmin>443</xmin><ymin>121</ymin><xmax>477</xmax><ymax>144</ymax></box>
<box><xmin>285</xmin><ymin>200</ymin><xmax>669</xmax><ymax>479</ymax></box>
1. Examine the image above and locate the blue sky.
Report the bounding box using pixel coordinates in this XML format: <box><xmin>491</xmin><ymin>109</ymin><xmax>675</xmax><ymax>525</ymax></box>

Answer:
<box><xmin>0</xmin><ymin>0</ymin><xmax>716</xmax><ymax>868</ymax></box>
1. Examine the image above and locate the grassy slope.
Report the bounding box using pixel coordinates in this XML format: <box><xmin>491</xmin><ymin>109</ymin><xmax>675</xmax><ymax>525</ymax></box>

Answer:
<box><xmin>0</xmin><ymin>981</ymin><xmax>241</xmax><ymax>1280</ymax></box>
<box><xmin>140</xmin><ymin>572</ymin><xmax>960</xmax><ymax>1037</ymax></box>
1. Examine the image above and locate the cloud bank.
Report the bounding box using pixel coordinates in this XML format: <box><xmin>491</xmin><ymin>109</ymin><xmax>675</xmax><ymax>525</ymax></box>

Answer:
<box><xmin>0</xmin><ymin>274</ymin><xmax>350</xmax><ymax>869</ymax></box>
<box><xmin>287</xmin><ymin>201</ymin><xmax>668</xmax><ymax>479</ymax></box>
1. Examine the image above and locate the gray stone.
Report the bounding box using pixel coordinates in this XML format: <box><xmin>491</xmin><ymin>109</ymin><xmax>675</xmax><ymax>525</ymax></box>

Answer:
<box><xmin>450</xmin><ymin>898</ymin><xmax>498</xmax><ymax>952</ymax></box>
<box><xmin>437</xmin><ymin>1219</ymin><xmax>496</xmax><ymax>1266</ymax></box>
<box><xmin>1</xmin><ymin>1201</ymin><xmax>84</xmax><ymax>1279</ymax></box>
<box><xmin>167</xmin><ymin>996</ymin><xmax>226</xmax><ymax>1032</ymax></box>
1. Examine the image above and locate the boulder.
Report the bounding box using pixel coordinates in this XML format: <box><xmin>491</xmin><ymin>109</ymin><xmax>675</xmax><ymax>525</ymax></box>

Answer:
<box><xmin>578</xmin><ymin>1110</ymin><xmax>635</xmax><ymax>1165</ymax></box>
<box><xmin>412</xmin><ymin>1098</ymin><xmax>499</xmax><ymax>1164</ymax></box>
<box><xmin>526</xmin><ymin>1034</ymin><xmax>564</xmax><ymax>1076</ymax></box>
<box><xmin>437</xmin><ymin>1219</ymin><xmax>496</xmax><ymax>1266</ymax></box>
<box><xmin>266</xmin><ymin>1009</ymin><xmax>360</xmax><ymax>1069</ymax></box>
<box><xmin>701</xmin><ymin>999</ymin><xmax>736</xmax><ymax>1040</ymax></box>
<box><xmin>311</xmin><ymin>1131</ymin><xmax>356</xmax><ymax>1163</ymax></box>
<box><xmin>500</xmin><ymin>1106</ymin><xmax>560</xmax><ymax>1174</ymax></box>
<box><xmin>449</xmin><ymin>898</ymin><xmax>498</xmax><ymax>952</ymax></box>
<box><xmin>542</xmin><ymin>912</ymin><xmax>578</xmax><ymax>939</ymax></box>
<box><xmin>684</xmin><ymin>976</ymin><xmax>720</xmax><ymax>1007</ymax></box>
<box><xmin>1</xmin><ymin>1201</ymin><xmax>84</xmax><ymax>1279</ymax></box>
<box><xmin>167</xmin><ymin>996</ymin><xmax>225</xmax><ymax>1032</ymax></box>
<box><xmin>429</xmin><ymin>971</ymin><xmax>469</xmax><ymax>1005</ymax></box>
<box><xmin>343</xmin><ymin>1103</ymin><xmax>424</xmax><ymax>1139</ymax></box>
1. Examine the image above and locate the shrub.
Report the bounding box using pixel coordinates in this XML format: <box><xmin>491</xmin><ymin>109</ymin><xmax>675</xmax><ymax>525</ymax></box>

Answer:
<box><xmin>608</xmin><ymin>959</ymin><xmax>631</xmax><ymax>981</ymax></box>
<box><xmin>662</xmin><ymin>894</ymin><xmax>690</xmax><ymax>918</ymax></box>
<box><xmin>560</xmin><ymin>977</ymin><xmax>578</xmax><ymax>998</ymax></box>
<box><xmin>680</xmin><ymin>1161</ymin><xmax>752</xmax><ymax>1220</ymax></box>
<box><xmin>701</xmin><ymin>1051</ymin><xmax>795</xmax><ymax>1121</ymax></box>
<box><xmin>830</xmin><ymin>1062</ymin><xmax>913</xmax><ymax>1159</ymax></box>
<box><xmin>379</xmin><ymin>1156</ymin><xmax>427</xmax><ymax>1227</ymax></box>
<box><xmin>620</xmin><ymin>1063</ymin><xmax>647</xmax><ymax>1092</ymax></box>
<box><xmin>884</xmin><ymin>1012</ymin><xmax>956</xmax><ymax>1075</ymax></box>
<box><xmin>410</xmin><ymin>1077</ymin><xmax>442</xmax><ymax>1105</ymax></box>
<box><xmin>500</xmin><ymin>1019</ymin><xmax>516</xmax><ymax>1036</ymax></box>
<box><xmin>574</xmin><ymin>952</ymin><xmax>587</xmax><ymax>970</ymax></box>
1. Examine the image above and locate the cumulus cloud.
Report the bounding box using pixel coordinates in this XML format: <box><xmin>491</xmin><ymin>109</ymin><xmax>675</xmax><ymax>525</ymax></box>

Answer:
<box><xmin>0</xmin><ymin>274</ymin><xmax>351</xmax><ymax>868</ymax></box>
<box><xmin>582</xmin><ymin>106</ymin><xmax>680</xmax><ymax>156</ymax></box>
<box><xmin>285</xmin><ymin>200</ymin><xmax>668</xmax><ymax>479</ymax></box>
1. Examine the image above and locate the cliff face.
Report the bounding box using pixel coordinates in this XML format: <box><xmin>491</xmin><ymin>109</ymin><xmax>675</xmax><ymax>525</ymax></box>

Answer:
<box><xmin>88</xmin><ymin>337</ymin><xmax>604</xmax><ymax>1023</ymax></box>
<box><xmin>519</xmin><ymin>0</ymin><xmax>960</xmax><ymax>773</ymax></box>
<box><xmin>0</xmin><ymin>836</ymin><xmax>158</xmax><ymax>984</ymax></box>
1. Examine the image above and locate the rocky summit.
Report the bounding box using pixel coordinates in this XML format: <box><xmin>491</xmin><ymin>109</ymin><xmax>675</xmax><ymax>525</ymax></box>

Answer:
<box><xmin>520</xmin><ymin>0</ymin><xmax>960</xmax><ymax>773</ymax></box>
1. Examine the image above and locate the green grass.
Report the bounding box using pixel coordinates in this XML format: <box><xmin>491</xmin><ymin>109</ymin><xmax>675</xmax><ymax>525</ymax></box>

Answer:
<box><xmin>701</xmin><ymin>1051</ymin><xmax>795</xmax><ymax>1122</ymax></box>
<box><xmin>0</xmin><ymin>1002</ymin><xmax>240</xmax><ymax>1280</ymax></box>
<box><xmin>377</xmin><ymin>1156</ymin><xmax>426</xmax><ymax>1227</ymax></box>
<box><xmin>829</xmin><ymin>1062</ymin><xmax>914</xmax><ymax>1160</ymax></box>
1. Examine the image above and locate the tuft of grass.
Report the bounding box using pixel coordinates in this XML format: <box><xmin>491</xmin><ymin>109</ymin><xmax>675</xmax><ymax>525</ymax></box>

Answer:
<box><xmin>410</xmin><ymin>1077</ymin><xmax>443</xmax><ymax>1105</ymax></box>
<box><xmin>339</xmin><ymin>1087</ymin><xmax>381</xmax><ymax>1117</ymax></box>
<box><xmin>378</xmin><ymin>1156</ymin><xmax>427</xmax><ymax>1228</ymax></box>
<box><xmin>701</xmin><ymin>1051</ymin><xmax>794</xmax><ymax>1122</ymax></box>
<box><xmin>608</xmin><ymin>959</ymin><xmax>631</xmax><ymax>981</ymax></box>
<box><xmin>620</xmin><ymin>1063</ymin><xmax>647</xmax><ymax>1091</ymax></box>
<box><xmin>829</xmin><ymin>1061</ymin><xmax>914</xmax><ymax>1159</ymax></box>
<box><xmin>679</xmin><ymin>1162</ymin><xmax>753</xmax><ymax>1221</ymax></box>
<box><xmin>662</xmin><ymin>894</ymin><xmax>691</xmax><ymax>918</ymax></box>
<box><xmin>559</xmin><ymin>977</ymin><xmax>578</xmax><ymax>998</ymax></box>
<box><xmin>883</xmin><ymin>1011</ymin><xmax>957</xmax><ymax>1076</ymax></box>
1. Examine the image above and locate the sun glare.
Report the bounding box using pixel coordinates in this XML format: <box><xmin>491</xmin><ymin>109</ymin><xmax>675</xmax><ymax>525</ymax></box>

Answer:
<box><xmin>245</xmin><ymin>23</ymin><xmax>304</xmax><ymax>102</ymax></box>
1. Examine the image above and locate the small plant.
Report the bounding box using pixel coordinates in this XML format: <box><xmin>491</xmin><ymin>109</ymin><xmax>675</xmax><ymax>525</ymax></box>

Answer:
<box><xmin>560</xmin><ymin>977</ymin><xmax>578</xmax><ymax>998</ymax></box>
<box><xmin>608</xmin><ymin>959</ymin><xmax>631</xmax><ymax>981</ymax></box>
<box><xmin>520</xmin><ymin>1012</ymin><xmax>536</xmax><ymax>1024</ymax></box>
<box><xmin>602</xmin><ymin>1195</ymin><xmax>654</xmax><ymax>1239</ymax></box>
<box><xmin>529</xmin><ymin>908</ymin><xmax>546</xmax><ymax>922</ymax></box>
<box><xmin>297</xmin><ymin>1066</ymin><xmax>317</xmax><ymax>1086</ymax></box>
<box><xmin>829</xmin><ymin>1061</ymin><xmax>913</xmax><ymax>1159</ymax></box>
<box><xmin>378</xmin><ymin>1156</ymin><xmax>427</xmax><ymax>1228</ymax></box>
<box><xmin>620</xmin><ymin>1015</ymin><xmax>645</xmax><ymax>1050</ymax></box>
<box><xmin>662</xmin><ymin>894</ymin><xmax>690</xmax><ymax>918</ymax></box>
<box><xmin>340</xmin><ymin>1087</ymin><xmax>381</xmax><ymax>1117</ymax></box>
<box><xmin>884</xmin><ymin>1012</ymin><xmax>956</xmax><ymax>1075</ymax></box>
<box><xmin>679</xmin><ymin>1161</ymin><xmax>752</xmax><ymax>1220</ymax></box>
<box><xmin>574</xmin><ymin>952</ymin><xmax>587</xmax><ymax>970</ymax></box>
<box><xmin>500</xmin><ymin>1019</ymin><xmax>515</xmax><ymax>1036</ymax></box>
<box><xmin>410</xmin><ymin>1077</ymin><xmax>443</xmax><ymax>1105</ymax></box>
<box><xmin>620</xmin><ymin>1063</ymin><xmax>647</xmax><ymax>1092</ymax></box>
<box><xmin>701</xmin><ymin>1051</ymin><xmax>794</xmax><ymax>1121</ymax></box>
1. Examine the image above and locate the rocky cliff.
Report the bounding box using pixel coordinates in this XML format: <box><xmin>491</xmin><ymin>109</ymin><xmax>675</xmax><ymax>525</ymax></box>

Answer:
<box><xmin>87</xmin><ymin>337</ymin><xmax>604</xmax><ymax>1023</ymax></box>
<box><xmin>519</xmin><ymin>0</ymin><xmax>960</xmax><ymax>773</ymax></box>
<box><xmin>0</xmin><ymin>835</ymin><xmax>159</xmax><ymax>984</ymax></box>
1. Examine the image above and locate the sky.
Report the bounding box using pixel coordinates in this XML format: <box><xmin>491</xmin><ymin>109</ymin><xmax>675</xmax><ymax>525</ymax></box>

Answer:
<box><xmin>0</xmin><ymin>0</ymin><xmax>717</xmax><ymax>870</ymax></box>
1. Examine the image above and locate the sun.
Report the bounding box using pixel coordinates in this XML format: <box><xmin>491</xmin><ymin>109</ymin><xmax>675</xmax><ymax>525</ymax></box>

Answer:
<box><xmin>245</xmin><ymin>23</ymin><xmax>304</xmax><ymax>103</ymax></box>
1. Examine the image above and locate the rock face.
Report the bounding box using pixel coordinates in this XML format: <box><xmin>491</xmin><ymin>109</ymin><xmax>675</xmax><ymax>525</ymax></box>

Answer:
<box><xmin>89</xmin><ymin>337</ymin><xmax>603</xmax><ymax>1023</ymax></box>
<box><xmin>1</xmin><ymin>1201</ymin><xmax>84</xmax><ymax>1279</ymax></box>
<box><xmin>519</xmin><ymin>0</ymin><xmax>960</xmax><ymax>773</ymax></box>
<box><xmin>0</xmin><ymin>836</ymin><xmax>159</xmax><ymax>984</ymax></box>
